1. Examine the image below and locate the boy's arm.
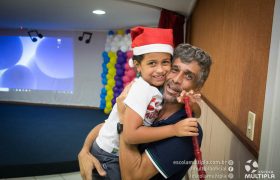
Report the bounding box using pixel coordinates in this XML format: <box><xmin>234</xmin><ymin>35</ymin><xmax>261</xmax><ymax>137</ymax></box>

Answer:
<box><xmin>122</xmin><ymin>107</ymin><xmax>199</xmax><ymax>144</ymax></box>
<box><xmin>78</xmin><ymin>123</ymin><xmax>106</xmax><ymax>180</ymax></box>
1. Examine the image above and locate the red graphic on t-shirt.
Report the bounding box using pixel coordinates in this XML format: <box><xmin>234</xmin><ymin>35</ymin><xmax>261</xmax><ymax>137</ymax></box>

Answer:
<box><xmin>147</xmin><ymin>98</ymin><xmax>157</xmax><ymax>111</ymax></box>
<box><xmin>145</xmin><ymin>97</ymin><xmax>161</xmax><ymax>125</ymax></box>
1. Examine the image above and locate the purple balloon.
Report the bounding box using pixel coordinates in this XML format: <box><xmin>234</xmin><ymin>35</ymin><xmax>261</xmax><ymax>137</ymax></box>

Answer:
<box><xmin>115</xmin><ymin>63</ymin><xmax>122</xmax><ymax>69</ymax></box>
<box><xmin>122</xmin><ymin>53</ymin><xmax>127</xmax><ymax>59</ymax></box>
<box><xmin>113</xmin><ymin>86</ymin><xmax>119</xmax><ymax>92</ymax></box>
<box><xmin>117</xmin><ymin>69</ymin><xmax>124</xmax><ymax>76</ymax></box>
<box><xmin>114</xmin><ymin>76</ymin><xmax>122</xmax><ymax>81</ymax></box>
<box><xmin>116</xmin><ymin>80</ymin><xmax>123</xmax><ymax>87</ymax></box>
<box><xmin>111</xmin><ymin>98</ymin><xmax>116</xmax><ymax>105</ymax></box>
<box><xmin>117</xmin><ymin>50</ymin><xmax>123</xmax><ymax>57</ymax></box>
<box><xmin>118</xmin><ymin>57</ymin><xmax>126</xmax><ymax>64</ymax></box>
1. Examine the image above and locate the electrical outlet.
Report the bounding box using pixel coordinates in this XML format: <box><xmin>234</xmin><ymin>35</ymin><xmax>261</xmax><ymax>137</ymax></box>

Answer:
<box><xmin>246</xmin><ymin>111</ymin><xmax>256</xmax><ymax>141</ymax></box>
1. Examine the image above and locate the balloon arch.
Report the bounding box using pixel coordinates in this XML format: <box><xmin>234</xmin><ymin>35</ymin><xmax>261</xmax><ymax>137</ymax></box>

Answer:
<box><xmin>99</xmin><ymin>30</ymin><xmax>136</xmax><ymax>114</ymax></box>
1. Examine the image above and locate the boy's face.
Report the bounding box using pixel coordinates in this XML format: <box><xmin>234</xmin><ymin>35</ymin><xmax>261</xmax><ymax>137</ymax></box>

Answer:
<box><xmin>163</xmin><ymin>58</ymin><xmax>201</xmax><ymax>103</ymax></box>
<box><xmin>135</xmin><ymin>52</ymin><xmax>171</xmax><ymax>87</ymax></box>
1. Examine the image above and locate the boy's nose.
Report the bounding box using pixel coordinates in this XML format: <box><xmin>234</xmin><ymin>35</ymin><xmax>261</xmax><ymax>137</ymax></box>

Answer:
<box><xmin>155</xmin><ymin>65</ymin><xmax>164</xmax><ymax>73</ymax></box>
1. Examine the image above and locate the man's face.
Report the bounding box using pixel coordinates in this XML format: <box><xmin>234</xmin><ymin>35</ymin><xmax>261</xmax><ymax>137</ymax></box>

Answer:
<box><xmin>163</xmin><ymin>58</ymin><xmax>201</xmax><ymax>103</ymax></box>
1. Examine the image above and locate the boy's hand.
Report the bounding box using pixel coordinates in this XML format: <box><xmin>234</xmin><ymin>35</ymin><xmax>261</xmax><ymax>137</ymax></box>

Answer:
<box><xmin>173</xmin><ymin>118</ymin><xmax>199</xmax><ymax>137</ymax></box>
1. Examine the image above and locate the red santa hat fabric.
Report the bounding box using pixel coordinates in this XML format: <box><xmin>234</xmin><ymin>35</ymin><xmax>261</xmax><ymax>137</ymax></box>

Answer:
<box><xmin>130</xmin><ymin>26</ymin><xmax>174</xmax><ymax>56</ymax></box>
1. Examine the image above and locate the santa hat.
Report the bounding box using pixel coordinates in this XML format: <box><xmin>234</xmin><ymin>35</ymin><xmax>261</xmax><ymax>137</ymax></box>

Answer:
<box><xmin>129</xmin><ymin>26</ymin><xmax>174</xmax><ymax>67</ymax></box>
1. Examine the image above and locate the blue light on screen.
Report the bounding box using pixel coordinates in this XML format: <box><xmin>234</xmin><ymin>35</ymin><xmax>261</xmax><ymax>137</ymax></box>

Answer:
<box><xmin>0</xmin><ymin>36</ymin><xmax>74</xmax><ymax>92</ymax></box>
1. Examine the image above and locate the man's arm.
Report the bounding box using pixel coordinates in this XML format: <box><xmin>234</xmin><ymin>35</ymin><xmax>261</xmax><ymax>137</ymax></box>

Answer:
<box><xmin>119</xmin><ymin>133</ymin><xmax>158</xmax><ymax>180</ymax></box>
<box><xmin>119</xmin><ymin>121</ymin><xmax>199</xmax><ymax>179</ymax></box>
<box><xmin>78</xmin><ymin>123</ymin><xmax>106</xmax><ymax>180</ymax></box>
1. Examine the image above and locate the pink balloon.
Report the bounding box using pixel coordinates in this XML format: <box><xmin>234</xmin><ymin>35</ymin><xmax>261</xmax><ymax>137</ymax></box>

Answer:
<box><xmin>122</xmin><ymin>75</ymin><xmax>130</xmax><ymax>83</ymax></box>
<box><xmin>124</xmin><ymin>63</ymin><xmax>130</xmax><ymax>70</ymax></box>
<box><xmin>123</xmin><ymin>82</ymin><xmax>129</xmax><ymax>87</ymax></box>
<box><xmin>126</xmin><ymin>51</ymin><xmax>133</xmax><ymax>59</ymax></box>
<box><xmin>127</xmin><ymin>69</ymin><xmax>136</xmax><ymax>78</ymax></box>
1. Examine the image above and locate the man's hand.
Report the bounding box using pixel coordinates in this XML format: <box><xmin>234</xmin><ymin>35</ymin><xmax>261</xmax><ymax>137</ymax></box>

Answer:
<box><xmin>177</xmin><ymin>90</ymin><xmax>202</xmax><ymax>118</ymax></box>
<box><xmin>173</xmin><ymin>118</ymin><xmax>199</xmax><ymax>137</ymax></box>
<box><xmin>177</xmin><ymin>90</ymin><xmax>201</xmax><ymax>105</ymax></box>
<box><xmin>78</xmin><ymin>148</ymin><xmax>106</xmax><ymax>180</ymax></box>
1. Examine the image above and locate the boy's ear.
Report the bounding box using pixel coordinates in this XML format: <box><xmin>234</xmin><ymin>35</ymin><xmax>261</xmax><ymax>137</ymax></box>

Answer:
<box><xmin>134</xmin><ymin>60</ymin><xmax>139</xmax><ymax>67</ymax></box>
<box><xmin>134</xmin><ymin>60</ymin><xmax>141</xmax><ymax>72</ymax></box>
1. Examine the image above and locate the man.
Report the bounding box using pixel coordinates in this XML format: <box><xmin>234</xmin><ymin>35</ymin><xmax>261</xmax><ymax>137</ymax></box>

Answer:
<box><xmin>78</xmin><ymin>43</ymin><xmax>212</xmax><ymax>179</ymax></box>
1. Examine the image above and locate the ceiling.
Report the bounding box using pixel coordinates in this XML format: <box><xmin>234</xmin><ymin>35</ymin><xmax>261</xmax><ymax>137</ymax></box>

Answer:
<box><xmin>0</xmin><ymin>0</ymin><xmax>196</xmax><ymax>31</ymax></box>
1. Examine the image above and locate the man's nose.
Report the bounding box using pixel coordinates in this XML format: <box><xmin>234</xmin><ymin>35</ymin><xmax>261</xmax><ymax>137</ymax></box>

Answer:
<box><xmin>173</xmin><ymin>72</ymin><xmax>183</xmax><ymax>84</ymax></box>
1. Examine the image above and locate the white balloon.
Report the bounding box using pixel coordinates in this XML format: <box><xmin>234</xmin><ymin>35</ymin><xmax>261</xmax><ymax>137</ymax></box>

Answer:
<box><xmin>111</xmin><ymin>46</ymin><xmax>118</xmax><ymax>52</ymax></box>
<box><xmin>120</xmin><ymin>45</ymin><xmax>128</xmax><ymax>52</ymax></box>
<box><xmin>105</xmin><ymin>45</ymin><xmax>111</xmax><ymax>52</ymax></box>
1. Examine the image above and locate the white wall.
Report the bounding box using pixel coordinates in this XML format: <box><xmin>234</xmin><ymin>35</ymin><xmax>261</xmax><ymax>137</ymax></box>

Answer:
<box><xmin>0</xmin><ymin>29</ymin><xmax>107</xmax><ymax>107</ymax></box>
<box><xmin>259</xmin><ymin>0</ymin><xmax>280</xmax><ymax>178</ymax></box>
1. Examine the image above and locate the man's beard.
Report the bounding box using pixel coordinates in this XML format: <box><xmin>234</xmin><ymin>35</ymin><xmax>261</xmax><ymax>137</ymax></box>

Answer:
<box><xmin>162</xmin><ymin>79</ymin><xmax>182</xmax><ymax>103</ymax></box>
<box><xmin>163</xmin><ymin>93</ymin><xmax>178</xmax><ymax>103</ymax></box>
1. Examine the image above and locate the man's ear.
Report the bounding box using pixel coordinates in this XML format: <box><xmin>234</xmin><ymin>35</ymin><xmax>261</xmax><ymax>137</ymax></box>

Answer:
<box><xmin>194</xmin><ymin>86</ymin><xmax>201</xmax><ymax>93</ymax></box>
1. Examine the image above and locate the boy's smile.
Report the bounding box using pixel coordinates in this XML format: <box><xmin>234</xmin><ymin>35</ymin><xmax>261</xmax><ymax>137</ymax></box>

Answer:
<box><xmin>136</xmin><ymin>52</ymin><xmax>171</xmax><ymax>87</ymax></box>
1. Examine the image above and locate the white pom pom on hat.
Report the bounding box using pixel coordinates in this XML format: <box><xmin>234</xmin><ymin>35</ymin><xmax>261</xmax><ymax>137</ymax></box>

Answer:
<box><xmin>128</xmin><ymin>58</ymin><xmax>134</xmax><ymax>68</ymax></box>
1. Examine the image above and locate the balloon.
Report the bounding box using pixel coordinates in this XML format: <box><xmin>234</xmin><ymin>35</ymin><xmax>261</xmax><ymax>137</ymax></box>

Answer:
<box><xmin>110</xmin><ymin>57</ymin><xmax>117</xmax><ymax>64</ymax></box>
<box><xmin>122</xmin><ymin>75</ymin><xmax>130</xmax><ymax>83</ymax></box>
<box><xmin>111</xmin><ymin>98</ymin><xmax>116</xmax><ymax>105</ymax></box>
<box><xmin>101</xmin><ymin>88</ymin><xmax>106</xmax><ymax>94</ymax></box>
<box><xmin>127</xmin><ymin>69</ymin><xmax>136</xmax><ymax>78</ymax></box>
<box><xmin>100</xmin><ymin>93</ymin><xmax>106</xmax><ymax>99</ymax></box>
<box><xmin>101</xmin><ymin>72</ymin><xmax>106</xmax><ymax>79</ymax></box>
<box><xmin>102</xmin><ymin>51</ymin><xmax>108</xmax><ymax>58</ymax></box>
<box><xmin>117</xmin><ymin>29</ymin><xmax>124</xmax><ymax>35</ymax></box>
<box><xmin>116</xmin><ymin>80</ymin><xmax>123</xmax><ymax>87</ymax></box>
<box><xmin>118</xmin><ymin>56</ymin><xmax>126</xmax><ymax>64</ymax></box>
<box><xmin>126</xmin><ymin>51</ymin><xmax>133</xmax><ymax>59</ymax></box>
<box><xmin>115</xmin><ymin>63</ymin><xmax>121</xmax><ymax>69</ymax></box>
<box><xmin>102</xmin><ymin>78</ymin><xmax>107</xmax><ymax>85</ymax></box>
<box><xmin>124</xmin><ymin>63</ymin><xmax>130</xmax><ymax>70</ymax></box>
<box><xmin>113</xmin><ymin>86</ymin><xmax>119</xmax><ymax>92</ymax></box>
<box><xmin>104</xmin><ymin>108</ymin><xmax>110</xmax><ymax>114</ymax></box>
<box><xmin>117</xmin><ymin>69</ymin><xmax>124</xmax><ymax>76</ymax></box>
<box><xmin>114</xmin><ymin>76</ymin><xmax>121</xmax><ymax>81</ymax></box>
<box><xmin>106</xmin><ymin>101</ymin><xmax>112</xmax><ymax>108</ymax></box>
<box><xmin>120</xmin><ymin>45</ymin><xmax>128</xmax><ymax>52</ymax></box>
<box><xmin>108</xmin><ymin>30</ymin><xmax>114</xmax><ymax>35</ymax></box>
<box><xmin>117</xmin><ymin>50</ymin><xmax>123</xmax><ymax>57</ymax></box>
<box><xmin>107</xmin><ymin>90</ymin><xmax>113</xmax><ymax>96</ymax></box>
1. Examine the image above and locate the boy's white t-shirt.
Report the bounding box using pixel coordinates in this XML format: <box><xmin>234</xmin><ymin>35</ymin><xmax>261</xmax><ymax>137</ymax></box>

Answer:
<box><xmin>95</xmin><ymin>77</ymin><xmax>163</xmax><ymax>155</ymax></box>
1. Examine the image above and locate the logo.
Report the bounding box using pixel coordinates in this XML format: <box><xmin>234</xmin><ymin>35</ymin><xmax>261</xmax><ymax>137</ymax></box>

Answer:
<box><xmin>245</xmin><ymin>160</ymin><xmax>258</xmax><ymax>173</ymax></box>
<box><xmin>244</xmin><ymin>159</ymin><xmax>275</xmax><ymax>179</ymax></box>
